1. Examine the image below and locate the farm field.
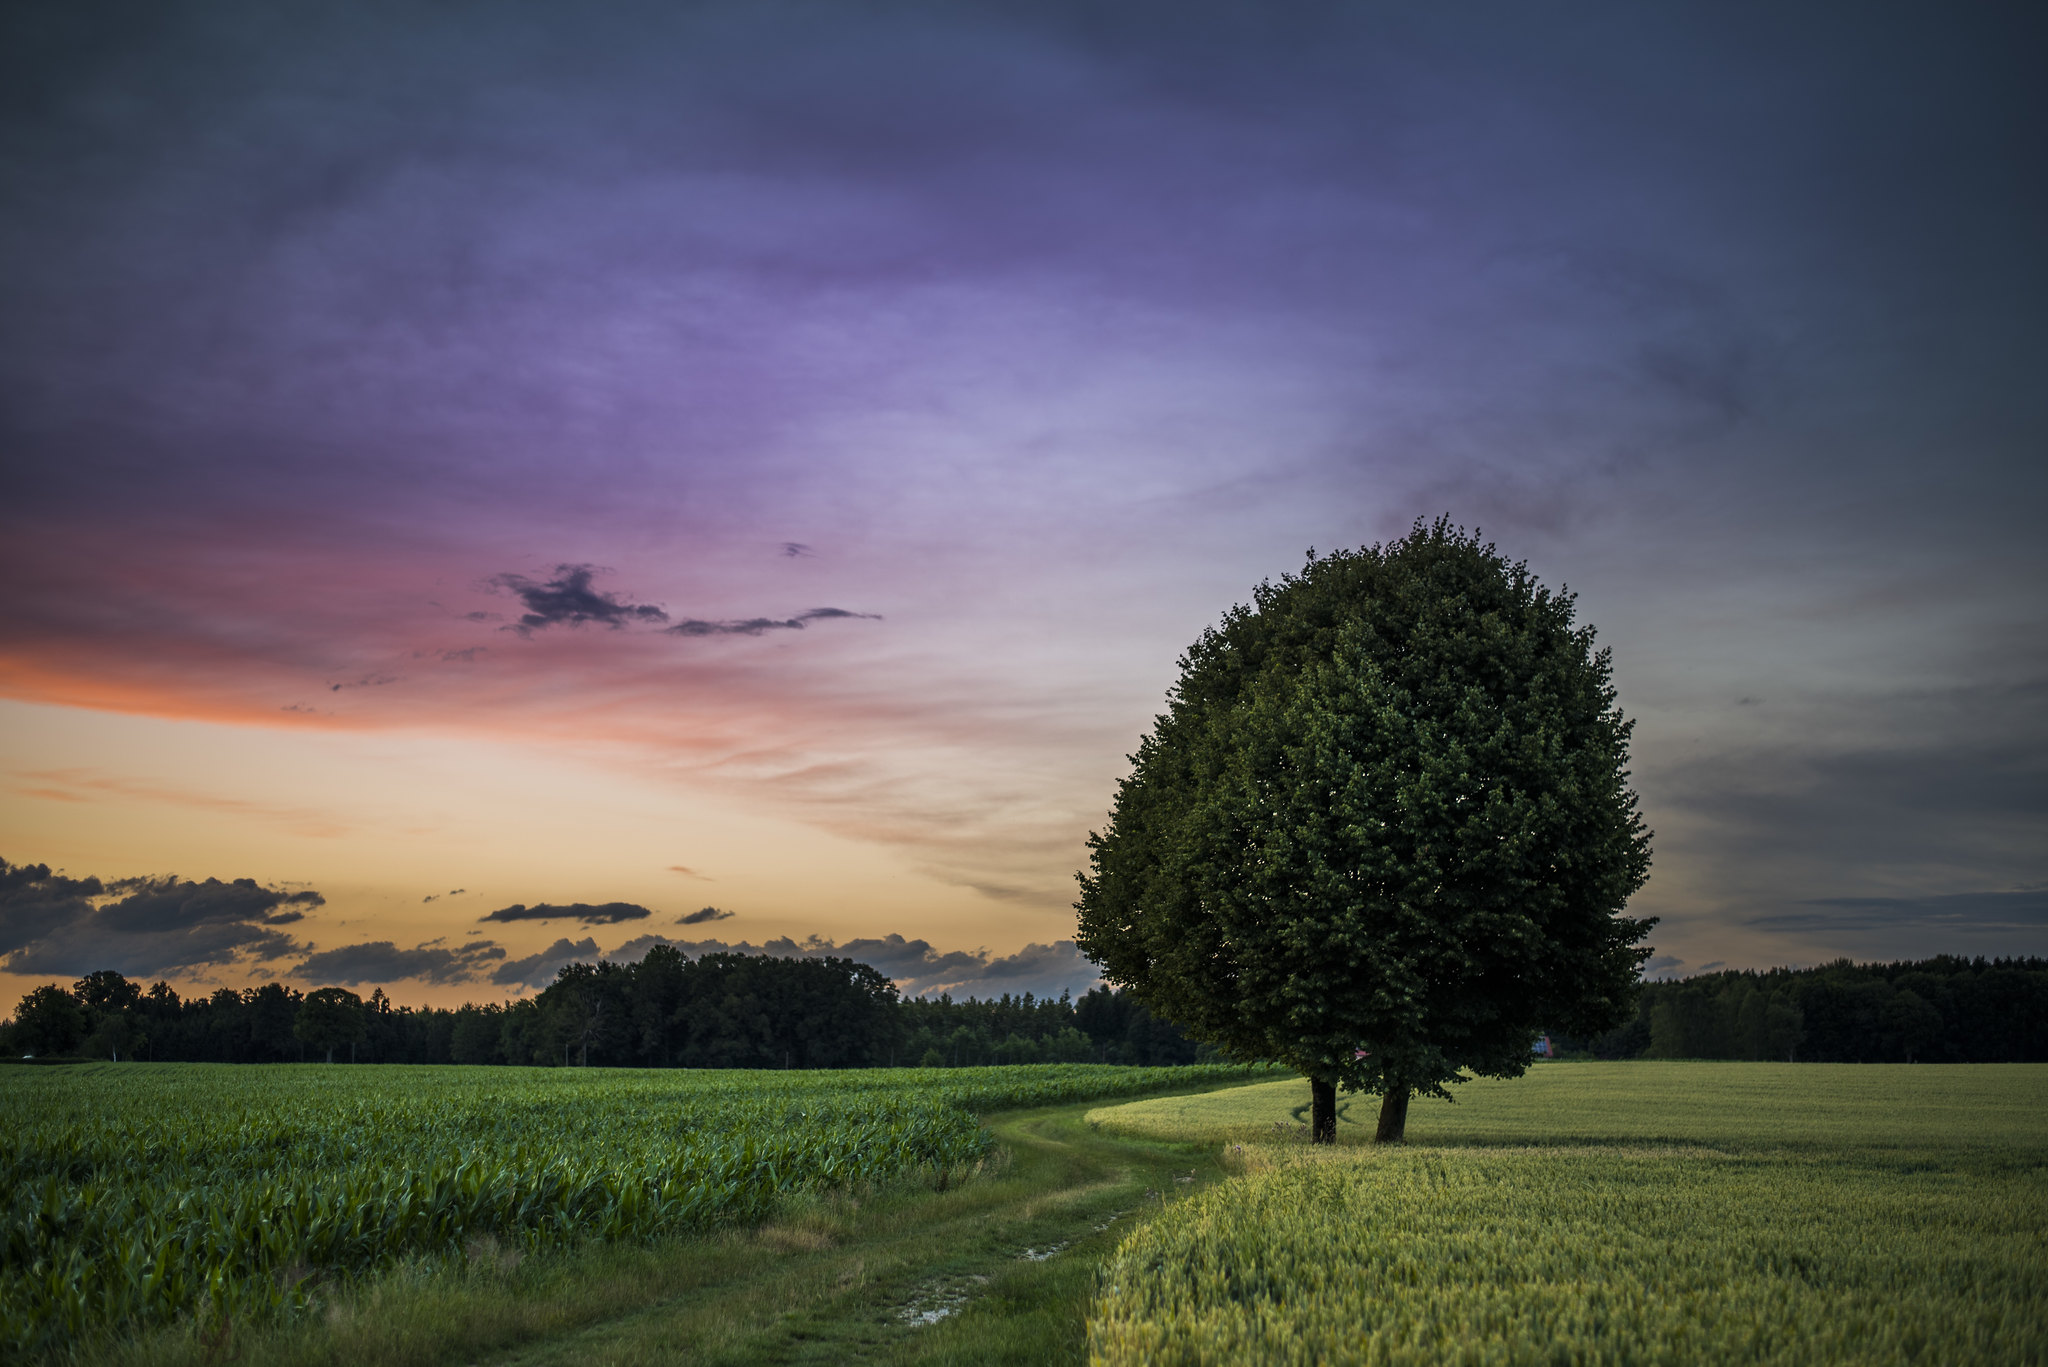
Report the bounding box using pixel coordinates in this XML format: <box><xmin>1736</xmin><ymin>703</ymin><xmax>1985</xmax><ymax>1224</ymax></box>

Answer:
<box><xmin>1</xmin><ymin>1060</ymin><xmax>1252</xmax><ymax>1361</ymax></box>
<box><xmin>1087</xmin><ymin>1063</ymin><xmax>2048</xmax><ymax>1366</ymax></box>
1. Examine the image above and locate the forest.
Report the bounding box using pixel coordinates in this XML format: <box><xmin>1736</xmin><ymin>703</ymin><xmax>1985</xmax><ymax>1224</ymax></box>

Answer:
<box><xmin>0</xmin><ymin>945</ymin><xmax>1203</xmax><ymax>1069</ymax></box>
<box><xmin>1563</xmin><ymin>955</ymin><xmax>2048</xmax><ymax>1063</ymax></box>
<box><xmin>6</xmin><ymin>951</ymin><xmax>2043</xmax><ymax>1068</ymax></box>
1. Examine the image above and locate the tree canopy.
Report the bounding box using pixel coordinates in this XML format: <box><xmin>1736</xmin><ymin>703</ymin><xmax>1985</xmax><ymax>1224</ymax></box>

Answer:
<box><xmin>1075</xmin><ymin>519</ymin><xmax>1655</xmax><ymax>1140</ymax></box>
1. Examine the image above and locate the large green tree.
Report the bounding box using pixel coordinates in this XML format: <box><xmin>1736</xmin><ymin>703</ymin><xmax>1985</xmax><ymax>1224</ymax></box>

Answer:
<box><xmin>292</xmin><ymin>986</ymin><xmax>366</xmax><ymax>1064</ymax></box>
<box><xmin>1076</xmin><ymin>520</ymin><xmax>1654</xmax><ymax>1142</ymax></box>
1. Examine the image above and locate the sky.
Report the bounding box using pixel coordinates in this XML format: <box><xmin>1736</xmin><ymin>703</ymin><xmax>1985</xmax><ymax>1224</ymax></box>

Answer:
<box><xmin>2</xmin><ymin>0</ymin><xmax>2043</xmax><ymax>1011</ymax></box>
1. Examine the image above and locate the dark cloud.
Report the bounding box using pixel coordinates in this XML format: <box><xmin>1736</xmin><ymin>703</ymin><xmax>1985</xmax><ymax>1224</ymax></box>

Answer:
<box><xmin>478</xmin><ymin>901</ymin><xmax>651</xmax><ymax>925</ymax></box>
<box><xmin>488</xmin><ymin>565</ymin><xmax>668</xmax><ymax>633</ymax></box>
<box><xmin>667</xmin><ymin>608</ymin><xmax>881</xmax><ymax>637</ymax></box>
<box><xmin>1644</xmin><ymin>678</ymin><xmax>2048</xmax><ymax>962</ymax></box>
<box><xmin>1749</xmin><ymin>890</ymin><xmax>2048</xmax><ymax>935</ymax></box>
<box><xmin>482</xmin><ymin>566</ymin><xmax>877</xmax><ymax>644</ymax></box>
<box><xmin>295</xmin><ymin>938</ymin><xmax>506</xmax><ymax>986</ymax></box>
<box><xmin>328</xmin><ymin>673</ymin><xmax>398</xmax><ymax>692</ymax></box>
<box><xmin>781</xmin><ymin>543</ymin><xmax>812</xmax><ymax>557</ymax></box>
<box><xmin>0</xmin><ymin>861</ymin><xmax>318</xmax><ymax>977</ymax></box>
<box><xmin>92</xmin><ymin>877</ymin><xmax>322</xmax><ymax>934</ymax></box>
<box><xmin>0</xmin><ymin>858</ymin><xmax>102</xmax><ymax>956</ymax></box>
<box><xmin>603</xmin><ymin>931</ymin><xmax>1102</xmax><ymax>1000</ymax></box>
<box><xmin>491</xmin><ymin>936</ymin><xmax>602</xmax><ymax>988</ymax></box>
<box><xmin>676</xmin><ymin>906</ymin><xmax>733</xmax><ymax>925</ymax></box>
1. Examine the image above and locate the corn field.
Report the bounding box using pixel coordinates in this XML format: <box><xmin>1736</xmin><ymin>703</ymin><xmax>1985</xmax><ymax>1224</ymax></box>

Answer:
<box><xmin>0</xmin><ymin>1060</ymin><xmax>1245</xmax><ymax>1356</ymax></box>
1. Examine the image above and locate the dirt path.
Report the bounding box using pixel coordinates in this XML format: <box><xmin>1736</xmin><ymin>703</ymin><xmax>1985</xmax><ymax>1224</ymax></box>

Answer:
<box><xmin>485</xmin><ymin>1095</ymin><xmax>1237</xmax><ymax>1367</ymax></box>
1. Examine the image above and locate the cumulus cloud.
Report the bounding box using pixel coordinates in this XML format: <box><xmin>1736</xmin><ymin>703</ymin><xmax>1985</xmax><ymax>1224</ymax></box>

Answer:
<box><xmin>1</xmin><ymin>858</ymin><xmax>103</xmax><ymax>956</ymax></box>
<box><xmin>478</xmin><ymin>902</ymin><xmax>651</xmax><ymax>925</ymax></box>
<box><xmin>2</xmin><ymin>856</ymin><xmax>1092</xmax><ymax>999</ymax></box>
<box><xmin>491</xmin><ymin>936</ymin><xmax>603</xmax><ymax>988</ymax></box>
<box><xmin>602</xmin><ymin>931</ymin><xmax>1102</xmax><ymax>1000</ymax></box>
<box><xmin>667</xmin><ymin>608</ymin><xmax>880</xmax><ymax>637</ymax></box>
<box><xmin>295</xmin><ymin>939</ymin><xmax>506</xmax><ymax>985</ymax></box>
<box><xmin>488</xmin><ymin>564</ymin><xmax>668</xmax><ymax>633</ymax></box>
<box><xmin>0</xmin><ymin>859</ymin><xmax>318</xmax><ymax>977</ymax></box>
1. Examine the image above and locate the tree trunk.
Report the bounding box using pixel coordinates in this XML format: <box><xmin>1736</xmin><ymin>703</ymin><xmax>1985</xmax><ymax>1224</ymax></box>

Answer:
<box><xmin>1310</xmin><ymin>1077</ymin><xmax>1338</xmax><ymax>1144</ymax></box>
<box><xmin>1375</xmin><ymin>1087</ymin><xmax>1410</xmax><ymax>1143</ymax></box>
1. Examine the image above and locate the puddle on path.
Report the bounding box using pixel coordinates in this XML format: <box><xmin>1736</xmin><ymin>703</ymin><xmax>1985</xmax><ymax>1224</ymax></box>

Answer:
<box><xmin>894</xmin><ymin>1273</ymin><xmax>990</xmax><ymax>1326</ymax></box>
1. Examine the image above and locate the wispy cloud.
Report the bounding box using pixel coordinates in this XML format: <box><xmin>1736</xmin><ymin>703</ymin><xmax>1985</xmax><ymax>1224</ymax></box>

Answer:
<box><xmin>667</xmin><ymin>608</ymin><xmax>881</xmax><ymax>637</ymax></box>
<box><xmin>1748</xmin><ymin>889</ymin><xmax>2048</xmax><ymax>934</ymax></box>
<box><xmin>10</xmin><ymin>771</ymin><xmax>353</xmax><ymax>839</ymax></box>
<box><xmin>676</xmin><ymin>906</ymin><xmax>733</xmax><ymax>925</ymax></box>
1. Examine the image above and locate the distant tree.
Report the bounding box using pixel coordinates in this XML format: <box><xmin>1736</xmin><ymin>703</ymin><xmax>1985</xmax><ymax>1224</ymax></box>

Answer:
<box><xmin>633</xmin><ymin>944</ymin><xmax>691</xmax><ymax>1065</ymax></box>
<box><xmin>293</xmin><ymin>986</ymin><xmax>367</xmax><ymax>1063</ymax></box>
<box><xmin>448</xmin><ymin>1003</ymin><xmax>506</xmax><ymax>1065</ymax></box>
<box><xmin>13</xmin><ymin>984</ymin><xmax>87</xmax><ymax>1056</ymax></box>
<box><xmin>74</xmin><ymin>970</ymin><xmax>144</xmax><ymax>1061</ymax></box>
<box><xmin>670</xmin><ymin>954</ymin><xmax>899</xmax><ymax>1069</ymax></box>
<box><xmin>84</xmin><ymin>1010</ymin><xmax>142</xmax><ymax>1062</ymax></box>
<box><xmin>539</xmin><ymin>962</ymin><xmax>632</xmax><ymax>1066</ymax></box>
<box><xmin>1077</xmin><ymin>521</ymin><xmax>1655</xmax><ymax>1142</ymax></box>
<box><xmin>245</xmin><ymin>983</ymin><xmax>304</xmax><ymax>1061</ymax></box>
<box><xmin>73</xmin><ymin>970</ymin><xmax>141</xmax><ymax>1013</ymax></box>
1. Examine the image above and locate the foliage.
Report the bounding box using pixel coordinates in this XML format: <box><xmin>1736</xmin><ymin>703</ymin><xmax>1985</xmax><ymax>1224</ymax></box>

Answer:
<box><xmin>1089</xmin><ymin>1063</ymin><xmax>2048</xmax><ymax>1365</ymax></box>
<box><xmin>10</xmin><ymin>986</ymin><xmax>87</xmax><ymax>1057</ymax></box>
<box><xmin>3</xmin><ymin>967</ymin><xmax>1206</xmax><ymax>1070</ymax></box>
<box><xmin>0</xmin><ymin>1059</ymin><xmax>1246</xmax><ymax>1357</ymax></box>
<box><xmin>902</xmin><ymin>985</ymin><xmax>1203</xmax><ymax>1067</ymax></box>
<box><xmin>1567</xmin><ymin>956</ymin><xmax>2048</xmax><ymax>1063</ymax></box>
<box><xmin>1076</xmin><ymin>520</ymin><xmax>1654</xmax><ymax>1129</ymax></box>
<box><xmin>291</xmin><ymin>988</ymin><xmax>366</xmax><ymax>1064</ymax></box>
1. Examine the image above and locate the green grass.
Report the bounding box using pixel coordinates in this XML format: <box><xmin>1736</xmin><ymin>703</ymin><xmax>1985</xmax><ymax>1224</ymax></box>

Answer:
<box><xmin>1088</xmin><ymin>1064</ymin><xmax>2048</xmax><ymax>1366</ymax></box>
<box><xmin>68</xmin><ymin>1086</ymin><xmax>1261</xmax><ymax>1367</ymax></box>
<box><xmin>24</xmin><ymin>1062</ymin><xmax>2045</xmax><ymax>1364</ymax></box>
<box><xmin>1086</xmin><ymin>1061</ymin><xmax>2048</xmax><ymax>1150</ymax></box>
<box><xmin>2</xmin><ymin>1061</ymin><xmax>1253</xmax><ymax>1359</ymax></box>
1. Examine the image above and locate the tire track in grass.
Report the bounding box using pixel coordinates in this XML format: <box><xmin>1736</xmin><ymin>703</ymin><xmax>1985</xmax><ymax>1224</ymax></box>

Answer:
<box><xmin>481</xmin><ymin>1093</ymin><xmax>1251</xmax><ymax>1367</ymax></box>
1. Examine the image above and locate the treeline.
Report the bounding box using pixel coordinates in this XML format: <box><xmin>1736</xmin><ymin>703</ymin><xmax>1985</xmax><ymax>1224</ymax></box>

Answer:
<box><xmin>1556</xmin><ymin>956</ymin><xmax>2048</xmax><ymax>1063</ymax></box>
<box><xmin>1</xmin><ymin>946</ymin><xmax>1204</xmax><ymax>1068</ymax></box>
<box><xmin>16</xmin><ymin>952</ymin><xmax>2035</xmax><ymax>1069</ymax></box>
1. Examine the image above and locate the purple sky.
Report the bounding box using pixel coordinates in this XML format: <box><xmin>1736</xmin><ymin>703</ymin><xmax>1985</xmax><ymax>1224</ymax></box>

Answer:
<box><xmin>2</xmin><ymin>1</ymin><xmax>2043</xmax><ymax>1005</ymax></box>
